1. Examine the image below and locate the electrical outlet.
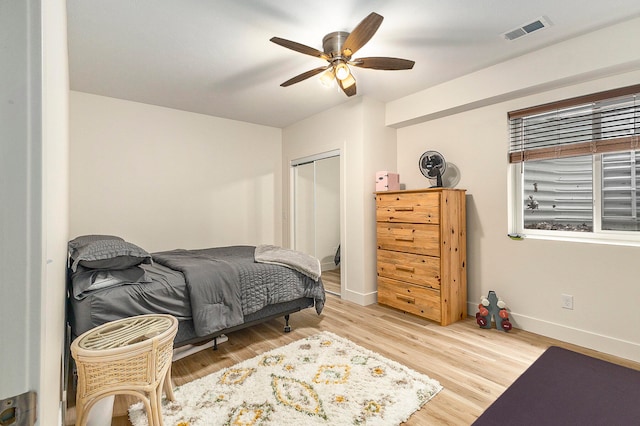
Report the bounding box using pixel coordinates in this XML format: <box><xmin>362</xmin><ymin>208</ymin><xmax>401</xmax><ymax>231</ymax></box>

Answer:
<box><xmin>561</xmin><ymin>294</ymin><xmax>574</xmax><ymax>310</ymax></box>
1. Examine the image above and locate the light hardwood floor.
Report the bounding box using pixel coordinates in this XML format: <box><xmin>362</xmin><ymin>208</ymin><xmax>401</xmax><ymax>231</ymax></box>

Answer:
<box><xmin>69</xmin><ymin>293</ymin><xmax>640</xmax><ymax>425</ymax></box>
<box><xmin>321</xmin><ymin>267</ymin><xmax>340</xmax><ymax>295</ymax></box>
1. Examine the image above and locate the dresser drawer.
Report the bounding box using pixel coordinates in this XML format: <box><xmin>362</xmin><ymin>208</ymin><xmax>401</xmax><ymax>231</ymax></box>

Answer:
<box><xmin>377</xmin><ymin>277</ymin><xmax>441</xmax><ymax>322</ymax></box>
<box><xmin>377</xmin><ymin>249</ymin><xmax>440</xmax><ymax>290</ymax></box>
<box><xmin>376</xmin><ymin>192</ymin><xmax>440</xmax><ymax>224</ymax></box>
<box><xmin>376</xmin><ymin>222</ymin><xmax>440</xmax><ymax>257</ymax></box>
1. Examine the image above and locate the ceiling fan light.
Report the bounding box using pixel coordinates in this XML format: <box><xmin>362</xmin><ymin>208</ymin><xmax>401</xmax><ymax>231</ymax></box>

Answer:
<box><xmin>341</xmin><ymin>74</ymin><xmax>355</xmax><ymax>89</ymax></box>
<box><xmin>319</xmin><ymin>69</ymin><xmax>335</xmax><ymax>87</ymax></box>
<box><xmin>335</xmin><ymin>62</ymin><xmax>350</xmax><ymax>80</ymax></box>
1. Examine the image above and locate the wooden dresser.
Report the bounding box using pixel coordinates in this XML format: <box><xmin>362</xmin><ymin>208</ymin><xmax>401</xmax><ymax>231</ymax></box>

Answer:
<box><xmin>375</xmin><ymin>188</ymin><xmax>467</xmax><ymax>325</ymax></box>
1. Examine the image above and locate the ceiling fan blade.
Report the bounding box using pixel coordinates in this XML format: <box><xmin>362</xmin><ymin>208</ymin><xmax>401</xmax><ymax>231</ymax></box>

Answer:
<box><xmin>270</xmin><ymin>37</ymin><xmax>329</xmax><ymax>60</ymax></box>
<box><xmin>342</xmin><ymin>12</ymin><xmax>384</xmax><ymax>57</ymax></box>
<box><xmin>352</xmin><ymin>57</ymin><xmax>415</xmax><ymax>70</ymax></box>
<box><xmin>280</xmin><ymin>66</ymin><xmax>328</xmax><ymax>87</ymax></box>
<box><xmin>338</xmin><ymin>78</ymin><xmax>357</xmax><ymax>97</ymax></box>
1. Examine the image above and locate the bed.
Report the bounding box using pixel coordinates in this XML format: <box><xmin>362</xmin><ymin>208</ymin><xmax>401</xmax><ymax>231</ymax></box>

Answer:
<box><xmin>66</xmin><ymin>235</ymin><xmax>326</xmax><ymax>348</ymax></box>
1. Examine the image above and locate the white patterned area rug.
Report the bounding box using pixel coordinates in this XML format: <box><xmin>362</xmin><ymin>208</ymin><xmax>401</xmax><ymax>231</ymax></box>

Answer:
<box><xmin>129</xmin><ymin>331</ymin><xmax>442</xmax><ymax>425</ymax></box>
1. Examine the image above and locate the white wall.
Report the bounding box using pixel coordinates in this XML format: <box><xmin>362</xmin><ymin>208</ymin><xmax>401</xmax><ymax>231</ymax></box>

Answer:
<box><xmin>42</xmin><ymin>0</ymin><xmax>70</xmax><ymax>422</ymax></box>
<box><xmin>69</xmin><ymin>92</ymin><xmax>283</xmax><ymax>252</ymax></box>
<box><xmin>390</xmin><ymin>17</ymin><xmax>640</xmax><ymax>361</ymax></box>
<box><xmin>0</xmin><ymin>1</ymin><xmax>68</xmax><ymax>423</ymax></box>
<box><xmin>283</xmin><ymin>97</ymin><xmax>396</xmax><ymax>305</ymax></box>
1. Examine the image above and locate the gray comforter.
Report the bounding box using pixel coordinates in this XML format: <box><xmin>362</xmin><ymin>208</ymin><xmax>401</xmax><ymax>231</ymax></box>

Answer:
<box><xmin>152</xmin><ymin>245</ymin><xmax>325</xmax><ymax>337</ymax></box>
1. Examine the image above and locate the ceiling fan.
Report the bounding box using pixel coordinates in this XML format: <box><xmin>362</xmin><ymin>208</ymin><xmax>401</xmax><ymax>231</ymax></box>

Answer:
<box><xmin>270</xmin><ymin>12</ymin><xmax>415</xmax><ymax>97</ymax></box>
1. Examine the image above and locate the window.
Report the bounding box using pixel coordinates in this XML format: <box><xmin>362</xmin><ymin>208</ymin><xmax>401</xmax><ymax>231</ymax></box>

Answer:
<box><xmin>522</xmin><ymin>155</ymin><xmax>593</xmax><ymax>232</ymax></box>
<box><xmin>509</xmin><ymin>84</ymin><xmax>640</xmax><ymax>243</ymax></box>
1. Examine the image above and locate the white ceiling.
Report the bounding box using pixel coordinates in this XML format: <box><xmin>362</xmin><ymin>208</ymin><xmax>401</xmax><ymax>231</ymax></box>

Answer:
<box><xmin>67</xmin><ymin>0</ymin><xmax>640</xmax><ymax>128</ymax></box>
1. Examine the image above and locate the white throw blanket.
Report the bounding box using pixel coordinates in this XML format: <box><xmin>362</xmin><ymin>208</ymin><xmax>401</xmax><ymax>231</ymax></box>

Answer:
<box><xmin>254</xmin><ymin>245</ymin><xmax>321</xmax><ymax>281</ymax></box>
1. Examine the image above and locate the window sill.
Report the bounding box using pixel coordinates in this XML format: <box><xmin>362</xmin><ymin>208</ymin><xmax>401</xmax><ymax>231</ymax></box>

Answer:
<box><xmin>511</xmin><ymin>231</ymin><xmax>640</xmax><ymax>248</ymax></box>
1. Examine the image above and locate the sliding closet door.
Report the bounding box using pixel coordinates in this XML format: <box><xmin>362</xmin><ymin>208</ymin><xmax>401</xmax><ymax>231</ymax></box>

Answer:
<box><xmin>315</xmin><ymin>156</ymin><xmax>340</xmax><ymax>270</ymax></box>
<box><xmin>294</xmin><ymin>162</ymin><xmax>316</xmax><ymax>255</ymax></box>
<box><xmin>292</xmin><ymin>154</ymin><xmax>340</xmax><ymax>271</ymax></box>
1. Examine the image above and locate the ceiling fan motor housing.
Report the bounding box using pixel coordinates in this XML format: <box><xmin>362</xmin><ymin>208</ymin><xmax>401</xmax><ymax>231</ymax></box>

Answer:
<box><xmin>322</xmin><ymin>31</ymin><xmax>350</xmax><ymax>57</ymax></box>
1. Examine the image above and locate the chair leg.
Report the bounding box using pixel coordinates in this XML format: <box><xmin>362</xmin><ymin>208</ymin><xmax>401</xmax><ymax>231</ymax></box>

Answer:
<box><xmin>130</xmin><ymin>395</ymin><xmax>154</xmax><ymax>426</ymax></box>
<box><xmin>75</xmin><ymin>397</ymin><xmax>85</xmax><ymax>426</ymax></box>
<box><xmin>76</xmin><ymin>395</ymin><xmax>107</xmax><ymax>426</ymax></box>
<box><xmin>149</xmin><ymin>388</ymin><xmax>162</xmax><ymax>426</ymax></box>
<box><xmin>155</xmin><ymin>386</ymin><xmax>165</xmax><ymax>425</ymax></box>
<box><xmin>76</xmin><ymin>395</ymin><xmax>115</xmax><ymax>426</ymax></box>
<box><xmin>163</xmin><ymin>370</ymin><xmax>175</xmax><ymax>402</ymax></box>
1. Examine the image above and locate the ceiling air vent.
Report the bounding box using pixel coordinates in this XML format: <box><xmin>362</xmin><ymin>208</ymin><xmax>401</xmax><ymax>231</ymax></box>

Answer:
<box><xmin>503</xmin><ymin>16</ymin><xmax>551</xmax><ymax>41</ymax></box>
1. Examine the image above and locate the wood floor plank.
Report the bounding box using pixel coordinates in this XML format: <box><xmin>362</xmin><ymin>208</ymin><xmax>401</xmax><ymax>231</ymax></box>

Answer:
<box><xmin>321</xmin><ymin>267</ymin><xmax>340</xmax><ymax>295</ymax></box>
<box><xmin>67</xmin><ymin>293</ymin><xmax>640</xmax><ymax>425</ymax></box>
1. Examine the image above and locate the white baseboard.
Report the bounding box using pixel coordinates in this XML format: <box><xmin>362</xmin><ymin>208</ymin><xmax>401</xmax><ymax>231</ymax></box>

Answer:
<box><xmin>467</xmin><ymin>302</ymin><xmax>640</xmax><ymax>362</ymax></box>
<box><xmin>343</xmin><ymin>289</ymin><xmax>378</xmax><ymax>306</ymax></box>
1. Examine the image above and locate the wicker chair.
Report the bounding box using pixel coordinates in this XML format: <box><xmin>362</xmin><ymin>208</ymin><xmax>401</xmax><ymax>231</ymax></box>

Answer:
<box><xmin>70</xmin><ymin>314</ymin><xmax>178</xmax><ymax>426</ymax></box>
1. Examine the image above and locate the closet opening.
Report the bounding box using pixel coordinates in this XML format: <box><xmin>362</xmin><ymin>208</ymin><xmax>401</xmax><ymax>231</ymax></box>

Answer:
<box><xmin>291</xmin><ymin>151</ymin><xmax>341</xmax><ymax>297</ymax></box>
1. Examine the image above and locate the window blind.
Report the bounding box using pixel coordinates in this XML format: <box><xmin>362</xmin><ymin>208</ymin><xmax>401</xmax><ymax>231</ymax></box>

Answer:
<box><xmin>508</xmin><ymin>84</ymin><xmax>640</xmax><ymax>164</ymax></box>
<box><xmin>602</xmin><ymin>150</ymin><xmax>640</xmax><ymax>231</ymax></box>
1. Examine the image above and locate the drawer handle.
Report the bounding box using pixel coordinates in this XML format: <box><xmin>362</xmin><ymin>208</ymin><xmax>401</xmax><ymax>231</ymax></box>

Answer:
<box><xmin>394</xmin><ymin>207</ymin><xmax>414</xmax><ymax>212</ymax></box>
<box><xmin>395</xmin><ymin>265</ymin><xmax>415</xmax><ymax>273</ymax></box>
<box><xmin>395</xmin><ymin>294</ymin><xmax>415</xmax><ymax>304</ymax></box>
<box><xmin>395</xmin><ymin>236</ymin><xmax>414</xmax><ymax>242</ymax></box>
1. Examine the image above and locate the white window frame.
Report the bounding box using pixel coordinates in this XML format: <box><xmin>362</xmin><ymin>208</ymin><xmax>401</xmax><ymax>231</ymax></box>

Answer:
<box><xmin>510</xmin><ymin>154</ymin><xmax>640</xmax><ymax>247</ymax></box>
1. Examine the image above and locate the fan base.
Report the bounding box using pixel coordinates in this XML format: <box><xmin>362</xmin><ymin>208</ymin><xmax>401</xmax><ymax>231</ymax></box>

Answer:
<box><xmin>322</xmin><ymin>31</ymin><xmax>349</xmax><ymax>56</ymax></box>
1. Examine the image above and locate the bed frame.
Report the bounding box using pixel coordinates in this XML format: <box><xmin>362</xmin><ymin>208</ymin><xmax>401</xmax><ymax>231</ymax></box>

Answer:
<box><xmin>173</xmin><ymin>297</ymin><xmax>315</xmax><ymax>349</ymax></box>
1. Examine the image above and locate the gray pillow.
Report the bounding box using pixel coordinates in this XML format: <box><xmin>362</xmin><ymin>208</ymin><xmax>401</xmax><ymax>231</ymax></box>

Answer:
<box><xmin>68</xmin><ymin>234</ymin><xmax>123</xmax><ymax>251</ymax></box>
<box><xmin>69</xmin><ymin>236</ymin><xmax>152</xmax><ymax>272</ymax></box>
<box><xmin>71</xmin><ymin>265</ymin><xmax>152</xmax><ymax>299</ymax></box>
